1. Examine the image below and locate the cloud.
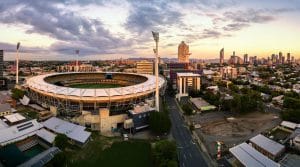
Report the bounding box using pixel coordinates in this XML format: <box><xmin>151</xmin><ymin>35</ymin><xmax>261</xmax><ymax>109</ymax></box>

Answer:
<box><xmin>220</xmin><ymin>8</ymin><xmax>294</xmax><ymax>32</ymax></box>
<box><xmin>224</xmin><ymin>9</ymin><xmax>275</xmax><ymax>24</ymax></box>
<box><xmin>0</xmin><ymin>1</ymin><xmax>133</xmax><ymax>57</ymax></box>
<box><xmin>223</xmin><ymin>23</ymin><xmax>250</xmax><ymax>31</ymax></box>
<box><xmin>201</xmin><ymin>29</ymin><xmax>222</xmax><ymax>39</ymax></box>
<box><xmin>125</xmin><ymin>1</ymin><xmax>184</xmax><ymax>35</ymax></box>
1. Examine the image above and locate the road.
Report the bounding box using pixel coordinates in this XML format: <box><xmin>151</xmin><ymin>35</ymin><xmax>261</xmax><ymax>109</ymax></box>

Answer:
<box><xmin>166</xmin><ymin>96</ymin><xmax>209</xmax><ymax>167</ymax></box>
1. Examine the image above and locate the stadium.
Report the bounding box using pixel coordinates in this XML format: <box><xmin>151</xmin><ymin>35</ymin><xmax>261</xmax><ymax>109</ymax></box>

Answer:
<box><xmin>25</xmin><ymin>72</ymin><xmax>166</xmax><ymax>117</ymax></box>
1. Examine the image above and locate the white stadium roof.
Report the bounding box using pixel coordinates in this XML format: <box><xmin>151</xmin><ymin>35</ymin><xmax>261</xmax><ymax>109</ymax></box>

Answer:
<box><xmin>230</xmin><ymin>143</ymin><xmax>279</xmax><ymax>167</ymax></box>
<box><xmin>42</xmin><ymin>117</ymin><xmax>91</xmax><ymax>144</ymax></box>
<box><xmin>26</xmin><ymin>72</ymin><xmax>165</xmax><ymax>98</ymax></box>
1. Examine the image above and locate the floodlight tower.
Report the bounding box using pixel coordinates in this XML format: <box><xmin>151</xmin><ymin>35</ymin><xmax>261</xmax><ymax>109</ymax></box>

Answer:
<box><xmin>76</xmin><ymin>50</ymin><xmax>79</xmax><ymax>72</ymax></box>
<box><xmin>152</xmin><ymin>31</ymin><xmax>159</xmax><ymax>112</ymax></box>
<box><xmin>16</xmin><ymin>42</ymin><xmax>20</xmax><ymax>85</ymax></box>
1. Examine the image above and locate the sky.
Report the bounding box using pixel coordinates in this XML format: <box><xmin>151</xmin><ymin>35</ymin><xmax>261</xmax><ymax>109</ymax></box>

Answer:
<box><xmin>0</xmin><ymin>0</ymin><xmax>300</xmax><ymax>61</ymax></box>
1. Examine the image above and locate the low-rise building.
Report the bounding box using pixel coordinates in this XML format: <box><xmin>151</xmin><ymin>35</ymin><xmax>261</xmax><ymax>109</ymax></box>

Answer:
<box><xmin>127</xmin><ymin>104</ymin><xmax>155</xmax><ymax>131</ymax></box>
<box><xmin>136</xmin><ymin>60</ymin><xmax>154</xmax><ymax>75</ymax></box>
<box><xmin>229</xmin><ymin>142</ymin><xmax>279</xmax><ymax>167</ymax></box>
<box><xmin>42</xmin><ymin>117</ymin><xmax>91</xmax><ymax>146</ymax></box>
<box><xmin>220</xmin><ymin>66</ymin><xmax>238</xmax><ymax>79</ymax></box>
<box><xmin>0</xmin><ymin>119</ymin><xmax>43</xmax><ymax>146</ymax></box>
<box><xmin>0</xmin><ymin>103</ymin><xmax>12</xmax><ymax>117</ymax></box>
<box><xmin>249</xmin><ymin>134</ymin><xmax>285</xmax><ymax>160</ymax></box>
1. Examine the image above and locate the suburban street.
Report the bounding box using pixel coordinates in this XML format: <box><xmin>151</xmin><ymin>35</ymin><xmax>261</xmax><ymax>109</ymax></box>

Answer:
<box><xmin>166</xmin><ymin>96</ymin><xmax>209</xmax><ymax>167</ymax></box>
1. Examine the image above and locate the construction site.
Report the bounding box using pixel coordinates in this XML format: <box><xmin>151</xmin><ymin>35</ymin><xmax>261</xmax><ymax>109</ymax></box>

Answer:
<box><xmin>190</xmin><ymin>111</ymin><xmax>282</xmax><ymax>157</ymax></box>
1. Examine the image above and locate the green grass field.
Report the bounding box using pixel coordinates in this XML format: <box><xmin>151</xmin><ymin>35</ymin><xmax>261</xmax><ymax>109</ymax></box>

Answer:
<box><xmin>69</xmin><ymin>83</ymin><xmax>122</xmax><ymax>89</ymax></box>
<box><xmin>61</xmin><ymin>135</ymin><xmax>153</xmax><ymax>167</ymax></box>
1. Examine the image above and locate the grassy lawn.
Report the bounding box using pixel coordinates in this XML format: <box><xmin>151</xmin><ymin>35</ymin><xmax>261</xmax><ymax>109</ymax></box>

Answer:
<box><xmin>270</xmin><ymin>128</ymin><xmax>291</xmax><ymax>142</ymax></box>
<box><xmin>69</xmin><ymin>83</ymin><xmax>122</xmax><ymax>89</ymax></box>
<box><xmin>17</xmin><ymin>107</ymin><xmax>39</xmax><ymax>119</ymax></box>
<box><xmin>63</xmin><ymin>134</ymin><xmax>153</xmax><ymax>167</ymax></box>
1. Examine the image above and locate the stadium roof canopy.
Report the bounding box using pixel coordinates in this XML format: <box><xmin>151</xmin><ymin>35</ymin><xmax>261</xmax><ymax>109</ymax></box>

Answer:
<box><xmin>26</xmin><ymin>72</ymin><xmax>165</xmax><ymax>97</ymax></box>
<box><xmin>229</xmin><ymin>143</ymin><xmax>279</xmax><ymax>167</ymax></box>
<box><xmin>42</xmin><ymin>117</ymin><xmax>91</xmax><ymax>144</ymax></box>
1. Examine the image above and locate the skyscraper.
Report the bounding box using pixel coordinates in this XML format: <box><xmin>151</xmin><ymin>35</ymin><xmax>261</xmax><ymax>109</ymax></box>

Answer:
<box><xmin>0</xmin><ymin>50</ymin><xmax>3</xmax><ymax>78</ymax></box>
<box><xmin>279</xmin><ymin>52</ymin><xmax>283</xmax><ymax>64</ymax></box>
<box><xmin>220</xmin><ymin>48</ymin><xmax>224</xmax><ymax>65</ymax></box>
<box><xmin>178</xmin><ymin>41</ymin><xmax>190</xmax><ymax>63</ymax></box>
<box><xmin>287</xmin><ymin>53</ymin><xmax>291</xmax><ymax>63</ymax></box>
<box><xmin>243</xmin><ymin>54</ymin><xmax>248</xmax><ymax>64</ymax></box>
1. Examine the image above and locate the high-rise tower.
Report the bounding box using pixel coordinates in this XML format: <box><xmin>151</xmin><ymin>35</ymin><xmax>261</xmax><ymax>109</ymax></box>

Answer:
<box><xmin>0</xmin><ymin>50</ymin><xmax>3</xmax><ymax>78</ymax></box>
<box><xmin>279</xmin><ymin>52</ymin><xmax>283</xmax><ymax>64</ymax></box>
<box><xmin>287</xmin><ymin>53</ymin><xmax>291</xmax><ymax>63</ymax></box>
<box><xmin>243</xmin><ymin>54</ymin><xmax>248</xmax><ymax>64</ymax></box>
<box><xmin>178</xmin><ymin>41</ymin><xmax>190</xmax><ymax>63</ymax></box>
<box><xmin>220</xmin><ymin>48</ymin><xmax>224</xmax><ymax>65</ymax></box>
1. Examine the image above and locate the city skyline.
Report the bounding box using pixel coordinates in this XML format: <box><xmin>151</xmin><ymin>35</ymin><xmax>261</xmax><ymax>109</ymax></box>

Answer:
<box><xmin>0</xmin><ymin>0</ymin><xmax>300</xmax><ymax>61</ymax></box>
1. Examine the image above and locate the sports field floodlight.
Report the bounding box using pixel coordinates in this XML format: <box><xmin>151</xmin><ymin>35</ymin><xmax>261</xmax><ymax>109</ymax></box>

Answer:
<box><xmin>152</xmin><ymin>31</ymin><xmax>159</xmax><ymax>112</ymax></box>
<box><xmin>76</xmin><ymin>50</ymin><xmax>79</xmax><ymax>72</ymax></box>
<box><xmin>16</xmin><ymin>42</ymin><xmax>21</xmax><ymax>85</ymax></box>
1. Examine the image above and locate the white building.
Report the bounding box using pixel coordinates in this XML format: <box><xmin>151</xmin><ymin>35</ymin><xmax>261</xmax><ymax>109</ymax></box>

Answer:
<box><xmin>176</xmin><ymin>73</ymin><xmax>200</xmax><ymax>100</ymax></box>
<box><xmin>0</xmin><ymin>119</ymin><xmax>43</xmax><ymax>146</ymax></box>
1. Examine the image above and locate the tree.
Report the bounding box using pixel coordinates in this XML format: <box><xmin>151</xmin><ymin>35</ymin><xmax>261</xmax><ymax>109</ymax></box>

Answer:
<box><xmin>228</xmin><ymin>83</ymin><xmax>239</xmax><ymax>93</ymax></box>
<box><xmin>54</xmin><ymin>134</ymin><xmax>69</xmax><ymax>150</ymax></box>
<box><xmin>281</xmin><ymin>109</ymin><xmax>300</xmax><ymax>123</ymax></box>
<box><xmin>188</xmin><ymin>90</ymin><xmax>202</xmax><ymax>98</ymax></box>
<box><xmin>11</xmin><ymin>88</ymin><xmax>25</xmax><ymax>100</ymax></box>
<box><xmin>181</xmin><ymin>104</ymin><xmax>193</xmax><ymax>115</ymax></box>
<box><xmin>283</xmin><ymin>97</ymin><xmax>300</xmax><ymax>110</ymax></box>
<box><xmin>152</xmin><ymin>140</ymin><xmax>178</xmax><ymax>167</ymax></box>
<box><xmin>50</xmin><ymin>152</ymin><xmax>67</xmax><ymax>167</ymax></box>
<box><xmin>149</xmin><ymin>112</ymin><xmax>171</xmax><ymax>135</ymax></box>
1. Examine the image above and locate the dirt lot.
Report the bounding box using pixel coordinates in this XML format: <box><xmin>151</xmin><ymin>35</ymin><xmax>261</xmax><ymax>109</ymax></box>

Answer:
<box><xmin>190</xmin><ymin>111</ymin><xmax>282</xmax><ymax>157</ymax></box>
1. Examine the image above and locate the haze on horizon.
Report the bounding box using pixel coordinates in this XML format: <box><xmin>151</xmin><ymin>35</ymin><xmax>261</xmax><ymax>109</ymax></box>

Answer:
<box><xmin>0</xmin><ymin>0</ymin><xmax>300</xmax><ymax>61</ymax></box>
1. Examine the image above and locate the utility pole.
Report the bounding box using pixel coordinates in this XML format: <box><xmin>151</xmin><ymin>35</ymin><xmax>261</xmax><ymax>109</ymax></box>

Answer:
<box><xmin>16</xmin><ymin>42</ymin><xmax>20</xmax><ymax>85</ymax></box>
<box><xmin>152</xmin><ymin>31</ymin><xmax>159</xmax><ymax>112</ymax></box>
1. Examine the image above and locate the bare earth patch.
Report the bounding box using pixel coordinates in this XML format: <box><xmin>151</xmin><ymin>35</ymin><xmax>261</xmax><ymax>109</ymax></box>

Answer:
<box><xmin>192</xmin><ymin>111</ymin><xmax>281</xmax><ymax>157</ymax></box>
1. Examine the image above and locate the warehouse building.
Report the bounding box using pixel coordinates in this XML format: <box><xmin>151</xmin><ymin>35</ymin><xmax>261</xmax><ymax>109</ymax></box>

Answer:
<box><xmin>229</xmin><ymin>142</ymin><xmax>279</xmax><ymax>167</ymax></box>
<box><xmin>249</xmin><ymin>134</ymin><xmax>285</xmax><ymax>160</ymax></box>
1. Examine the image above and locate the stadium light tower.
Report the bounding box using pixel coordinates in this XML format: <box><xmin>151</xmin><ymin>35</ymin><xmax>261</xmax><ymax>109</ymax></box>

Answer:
<box><xmin>16</xmin><ymin>42</ymin><xmax>20</xmax><ymax>85</ymax></box>
<box><xmin>152</xmin><ymin>31</ymin><xmax>159</xmax><ymax>112</ymax></box>
<box><xmin>76</xmin><ymin>50</ymin><xmax>79</xmax><ymax>72</ymax></box>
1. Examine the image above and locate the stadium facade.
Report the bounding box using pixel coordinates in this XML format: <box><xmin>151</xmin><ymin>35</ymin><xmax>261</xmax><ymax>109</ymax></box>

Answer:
<box><xmin>25</xmin><ymin>72</ymin><xmax>166</xmax><ymax>117</ymax></box>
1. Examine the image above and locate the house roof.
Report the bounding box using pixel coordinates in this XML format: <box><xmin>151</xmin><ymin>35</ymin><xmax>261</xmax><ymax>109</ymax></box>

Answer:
<box><xmin>42</xmin><ymin>117</ymin><xmax>91</xmax><ymax>144</ymax></box>
<box><xmin>230</xmin><ymin>143</ymin><xmax>279</xmax><ymax>167</ymax></box>
<box><xmin>249</xmin><ymin>134</ymin><xmax>285</xmax><ymax>156</ymax></box>
<box><xmin>0</xmin><ymin>119</ymin><xmax>43</xmax><ymax>146</ymax></box>
<box><xmin>0</xmin><ymin>103</ymin><xmax>11</xmax><ymax>113</ymax></box>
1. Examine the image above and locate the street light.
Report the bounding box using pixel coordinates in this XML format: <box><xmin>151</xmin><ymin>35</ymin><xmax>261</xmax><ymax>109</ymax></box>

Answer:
<box><xmin>152</xmin><ymin>31</ymin><xmax>159</xmax><ymax>112</ymax></box>
<box><xmin>16</xmin><ymin>42</ymin><xmax>20</xmax><ymax>85</ymax></box>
